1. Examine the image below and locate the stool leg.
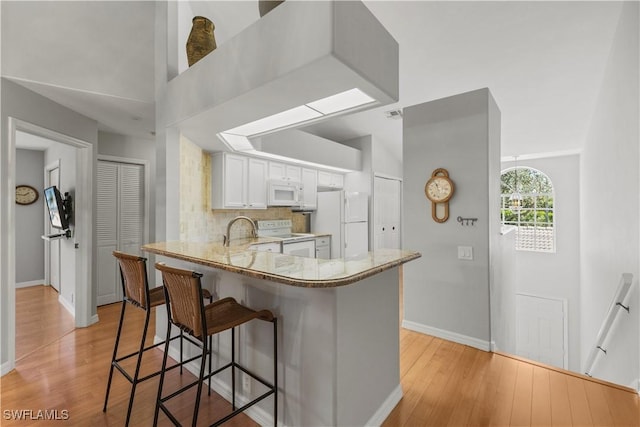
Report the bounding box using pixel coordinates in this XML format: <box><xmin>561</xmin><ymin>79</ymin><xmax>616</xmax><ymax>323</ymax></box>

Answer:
<box><xmin>103</xmin><ymin>300</ymin><xmax>127</xmax><ymax>412</ymax></box>
<box><xmin>207</xmin><ymin>294</ymin><xmax>213</xmax><ymax>396</ymax></box>
<box><xmin>208</xmin><ymin>334</ymin><xmax>212</xmax><ymax>396</ymax></box>
<box><xmin>273</xmin><ymin>318</ymin><xmax>278</xmax><ymax>427</ymax></box>
<box><xmin>153</xmin><ymin>317</ymin><xmax>173</xmax><ymax>427</ymax></box>
<box><xmin>124</xmin><ymin>306</ymin><xmax>151</xmax><ymax>427</ymax></box>
<box><xmin>231</xmin><ymin>327</ymin><xmax>236</xmax><ymax>411</ymax></box>
<box><xmin>192</xmin><ymin>338</ymin><xmax>208</xmax><ymax>427</ymax></box>
<box><xmin>180</xmin><ymin>330</ymin><xmax>184</xmax><ymax>374</ymax></box>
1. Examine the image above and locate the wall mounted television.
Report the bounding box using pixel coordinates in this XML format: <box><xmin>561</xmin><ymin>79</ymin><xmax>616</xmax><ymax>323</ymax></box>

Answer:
<box><xmin>44</xmin><ymin>185</ymin><xmax>70</xmax><ymax>230</ymax></box>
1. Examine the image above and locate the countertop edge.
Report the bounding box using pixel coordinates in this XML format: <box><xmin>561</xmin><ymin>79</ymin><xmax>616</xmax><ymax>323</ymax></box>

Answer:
<box><xmin>143</xmin><ymin>245</ymin><xmax>421</xmax><ymax>288</ymax></box>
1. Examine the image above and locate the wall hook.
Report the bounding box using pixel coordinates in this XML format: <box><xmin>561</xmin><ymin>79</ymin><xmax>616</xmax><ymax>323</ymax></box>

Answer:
<box><xmin>457</xmin><ymin>216</ymin><xmax>478</xmax><ymax>226</ymax></box>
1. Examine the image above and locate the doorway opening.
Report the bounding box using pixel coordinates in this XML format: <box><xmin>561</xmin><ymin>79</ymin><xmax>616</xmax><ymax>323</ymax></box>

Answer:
<box><xmin>2</xmin><ymin>118</ymin><xmax>95</xmax><ymax>374</ymax></box>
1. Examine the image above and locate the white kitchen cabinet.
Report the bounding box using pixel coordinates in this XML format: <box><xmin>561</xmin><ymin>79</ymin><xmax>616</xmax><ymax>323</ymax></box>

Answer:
<box><xmin>317</xmin><ymin>171</ymin><xmax>344</xmax><ymax>190</ymax></box>
<box><xmin>248</xmin><ymin>242</ymin><xmax>281</xmax><ymax>253</ymax></box>
<box><xmin>269</xmin><ymin>161</ymin><xmax>302</xmax><ymax>182</ymax></box>
<box><xmin>212</xmin><ymin>153</ymin><xmax>267</xmax><ymax>209</ymax></box>
<box><xmin>247</xmin><ymin>158</ymin><xmax>268</xmax><ymax>208</ymax></box>
<box><xmin>300</xmin><ymin>168</ymin><xmax>318</xmax><ymax>210</ymax></box>
<box><xmin>373</xmin><ymin>176</ymin><xmax>401</xmax><ymax>250</ymax></box>
<box><xmin>315</xmin><ymin>236</ymin><xmax>331</xmax><ymax>259</ymax></box>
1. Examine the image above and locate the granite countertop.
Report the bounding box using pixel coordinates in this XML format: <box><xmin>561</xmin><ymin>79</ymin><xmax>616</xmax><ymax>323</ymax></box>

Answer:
<box><xmin>142</xmin><ymin>240</ymin><xmax>421</xmax><ymax>288</ymax></box>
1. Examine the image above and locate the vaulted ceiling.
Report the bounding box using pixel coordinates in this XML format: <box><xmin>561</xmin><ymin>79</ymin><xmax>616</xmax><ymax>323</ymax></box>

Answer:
<box><xmin>1</xmin><ymin>1</ymin><xmax>624</xmax><ymax>157</ymax></box>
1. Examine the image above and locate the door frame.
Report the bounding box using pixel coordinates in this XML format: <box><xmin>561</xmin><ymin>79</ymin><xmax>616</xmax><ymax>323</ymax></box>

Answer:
<box><xmin>2</xmin><ymin>117</ymin><xmax>95</xmax><ymax>375</ymax></box>
<box><xmin>44</xmin><ymin>159</ymin><xmax>61</xmax><ymax>292</ymax></box>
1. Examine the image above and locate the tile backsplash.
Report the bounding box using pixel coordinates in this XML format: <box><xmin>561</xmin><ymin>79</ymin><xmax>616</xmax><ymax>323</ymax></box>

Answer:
<box><xmin>180</xmin><ymin>136</ymin><xmax>308</xmax><ymax>242</ymax></box>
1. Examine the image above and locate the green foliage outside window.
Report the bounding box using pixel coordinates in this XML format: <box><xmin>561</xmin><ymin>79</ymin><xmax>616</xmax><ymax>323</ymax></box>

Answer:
<box><xmin>501</xmin><ymin>167</ymin><xmax>555</xmax><ymax>252</ymax></box>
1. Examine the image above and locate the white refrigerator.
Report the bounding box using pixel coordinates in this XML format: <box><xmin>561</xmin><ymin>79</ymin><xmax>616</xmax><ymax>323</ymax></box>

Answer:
<box><xmin>312</xmin><ymin>191</ymin><xmax>369</xmax><ymax>259</ymax></box>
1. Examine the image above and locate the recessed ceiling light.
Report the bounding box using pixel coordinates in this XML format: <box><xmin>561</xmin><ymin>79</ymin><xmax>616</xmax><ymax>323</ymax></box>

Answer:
<box><xmin>225</xmin><ymin>106</ymin><xmax>323</xmax><ymax>137</ymax></box>
<box><xmin>222</xmin><ymin>88</ymin><xmax>376</xmax><ymax>141</ymax></box>
<box><xmin>306</xmin><ymin>88</ymin><xmax>375</xmax><ymax>115</ymax></box>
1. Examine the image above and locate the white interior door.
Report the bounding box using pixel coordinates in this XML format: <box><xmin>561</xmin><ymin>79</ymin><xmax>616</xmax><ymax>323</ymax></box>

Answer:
<box><xmin>96</xmin><ymin>160</ymin><xmax>144</xmax><ymax>306</ymax></box>
<box><xmin>47</xmin><ymin>166</ymin><xmax>60</xmax><ymax>292</ymax></box>
<box><xmin>374</xmin><ymin>176</ymin><xmax>402</xmax><ymax>250</ymax></box>
<box><xmin>516</xmin><ymin>294</ymin><xmax>567</xmax><ymax>369</ymax></box>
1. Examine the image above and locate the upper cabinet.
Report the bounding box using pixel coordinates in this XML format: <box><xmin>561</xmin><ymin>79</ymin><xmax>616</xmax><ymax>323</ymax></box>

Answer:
<box><xmin>268</xmin><ymin>162</ymin><xmax>302</xmax><ymax>182</ymax></box>
<box><xmin>247</xmin><ymin>158</ymin><xmax>269</xmax><ymax>209</ymax></box>
<box><xmin>299</xmin><ymin>168</ymin><xmax>318</xmax><ymax>210</ymax></box>
<box><xmin>317</xmin><ymin>171</ymin><xmax>344</xmax><ymax>191</ymax></box>
<box><xmin>211</xmin><ymin>153</ymin><xmax>268</xmax><ymax>209</ymax></box>
<box><xmin>212</xmin><ymin>152</ymin><xmax>342</xmax><ymax>210</ymax></box>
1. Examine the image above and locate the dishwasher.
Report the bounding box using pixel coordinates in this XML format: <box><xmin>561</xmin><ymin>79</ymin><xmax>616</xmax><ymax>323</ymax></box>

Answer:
<box><xmin>282</xmin><ymin>239</ymin><xmax>316</xmax><ymax>258</ymax></box>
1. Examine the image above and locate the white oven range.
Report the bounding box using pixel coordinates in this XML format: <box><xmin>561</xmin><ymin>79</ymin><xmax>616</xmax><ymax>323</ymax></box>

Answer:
<box><xmin>256</xmin><ymin>219</ymin><xmax>316</xmax><ymax>258</ymax></box>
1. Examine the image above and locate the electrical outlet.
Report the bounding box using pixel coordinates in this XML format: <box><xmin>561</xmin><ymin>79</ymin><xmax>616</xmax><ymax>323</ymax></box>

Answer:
<box><xmin>242</xmin><ymin>373</ymin><xmax>251</xmax><ymax>393</ymax></box>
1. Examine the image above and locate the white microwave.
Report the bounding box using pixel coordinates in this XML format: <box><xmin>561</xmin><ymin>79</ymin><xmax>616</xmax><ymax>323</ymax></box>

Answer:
<box><xmin>268</xmin><ymin>180</ymin><xmax>303</xmax><ymax>207</ymax></box>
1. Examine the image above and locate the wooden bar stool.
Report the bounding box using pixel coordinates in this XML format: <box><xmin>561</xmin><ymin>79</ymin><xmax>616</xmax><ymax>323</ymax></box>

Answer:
<box><xmin>103</xmin><ymin>251</ymin><xmax>211</xmax><ymax>426</ymax></box>
<box><xmin>153</xmin><ymin>262</ymin><xmax>278</xmax><ymax>427</ymax></box>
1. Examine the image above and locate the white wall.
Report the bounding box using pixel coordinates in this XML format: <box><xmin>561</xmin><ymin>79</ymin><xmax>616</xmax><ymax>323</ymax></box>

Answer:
<box><xmin>342</xmin><ymin>135</ymin><xmax>373</xmax><ymax>194</ymax></box>
<box><xmin>15</xmin><ymin>148</ymin><xmax>45</xmax><ymax>284</ymax></box>
<box><xmin>580</xmin><ymin>2</ymin><xmax>639</xmax><ymax>388</ymax></box>
<box><xmin>492</xmin><ymin>227</ymin><xmax>517</xmax><ymax>354</ymax></box>
<box><xmin>402</xmin><ymin>88</ymin><xmax>500</xmax><ymax>350</ymax></box>
<box><xmin>372</xmin><ymin>133</ymin><xmax>402</xmax><ymax>180</ymax></box>
<box><xmin>502</xmin><ymin>155</ymin><xmax>581</xmax><ymax>371</ymax></box>
<box><xmin>1</xmin><ymin>79</ymin><xmax>98</xmax><ymax>371</ymax></box>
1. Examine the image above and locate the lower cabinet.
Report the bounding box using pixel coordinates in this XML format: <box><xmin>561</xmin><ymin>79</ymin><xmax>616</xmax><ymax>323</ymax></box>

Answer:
<box><xmin>248</xmin><ymin>242</ymin><xmax>281</xmax><ymax>253</ymax></box>
<box><xmin>315</xmin><ymin>236</ymin><xmax>331</xmax><ymax>259</ymax></box>
<box><xmin>282</xmin><ymin>240</ymin><xmax>316</xmax><ymax>258</ymax></box>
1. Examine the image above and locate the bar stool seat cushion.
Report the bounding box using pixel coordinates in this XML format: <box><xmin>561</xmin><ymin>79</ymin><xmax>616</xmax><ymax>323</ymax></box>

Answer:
<box><xmin>204</xmin><ymin>297</ymin><xmax>274</xmax><ymax>336</ymax></box>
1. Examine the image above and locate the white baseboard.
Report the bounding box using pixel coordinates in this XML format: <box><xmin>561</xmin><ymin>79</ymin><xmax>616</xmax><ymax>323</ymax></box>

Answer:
<box><xmin>1</xmin><ymin>360</ymin><xmax>15</xmax><ymax>376</ymax></box>
<box><xmin>15</xmin><ymin>279</ymin><xmax>45</xmax><ymax>288</ymax></box>
<box><xmin>58</xmin><ymin>295</ymin><xmax>75</xmax><ymax>317</ymax></box>
<box><xmin>365</xmin><ymin>384</ymin><xmax>403</xmax><ymax>427</ymax></box>
<box><xmin>90</xmin><ymin>314</ymin><xmax>99</xmax><ymax>325</ymax></box>
<box><xmin>402</xmin><ymin>320</ymin><xmax>491</xmax><ymax>351</ymax></box>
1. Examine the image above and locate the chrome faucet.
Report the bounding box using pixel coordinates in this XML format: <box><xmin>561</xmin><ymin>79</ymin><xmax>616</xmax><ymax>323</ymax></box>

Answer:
<box><xmin>223</xmin><ymin>216</ymin><xmax>257</xmax><ymax>247</ymax></box>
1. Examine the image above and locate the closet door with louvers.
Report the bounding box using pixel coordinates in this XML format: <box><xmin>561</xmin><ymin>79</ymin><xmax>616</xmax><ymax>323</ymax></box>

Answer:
<box><xmin>97</xmin><ymin>160</ymin><xmax>144</xmax><ymax>305</ymax></box>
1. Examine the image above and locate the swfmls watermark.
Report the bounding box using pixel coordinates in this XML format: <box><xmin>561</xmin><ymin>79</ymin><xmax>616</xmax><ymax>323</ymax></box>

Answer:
<box><xmin>3</xmin><ymin>409</ymin><xmax>69</xmax><ymax>421</ymax></box>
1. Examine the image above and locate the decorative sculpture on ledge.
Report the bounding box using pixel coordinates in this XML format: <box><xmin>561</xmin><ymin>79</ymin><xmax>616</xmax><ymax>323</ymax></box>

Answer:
<box><xmin>259</xmin><ymin>0</ymin><xmax>284</xmax><ymax>17</ymax></box>
<box><xmin>186</xmin><ymin>16</ymin><xmax>216</xmax><ymax>67</ymax></box>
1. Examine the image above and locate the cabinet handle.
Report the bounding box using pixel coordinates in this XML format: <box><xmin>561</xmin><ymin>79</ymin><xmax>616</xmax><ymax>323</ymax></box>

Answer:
<box><xmin>392</xmin><ymin>226</ymin><xmax>395</xmax><ymax>230</ymax></box>
<box><xmin>382</xmin><ymin>227</ymin><xmax>385</xmax><ymax>231</ymax></box>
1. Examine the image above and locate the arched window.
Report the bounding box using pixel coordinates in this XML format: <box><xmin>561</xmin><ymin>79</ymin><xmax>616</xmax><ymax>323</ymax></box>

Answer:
<box><xmin>500</xmin><ymin>167</ymin><xmax>555</xmax><ymax>252</ymax></box>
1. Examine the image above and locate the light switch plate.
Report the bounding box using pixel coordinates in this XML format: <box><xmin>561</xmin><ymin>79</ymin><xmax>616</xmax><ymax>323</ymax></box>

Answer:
<box><xmin>457</xmin><ymin>246</ymin><xmax>473</xmax><ymax>260</ymax></box>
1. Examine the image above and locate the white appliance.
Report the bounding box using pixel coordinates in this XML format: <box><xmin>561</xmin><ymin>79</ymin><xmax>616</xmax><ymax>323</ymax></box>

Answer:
<box><xmin>312</xmin><ymin>191</ymin><xmax>368</xmax><ymax>259</ymax></box>
<box><xmin>268</xmin><ymin>180</ymin><xmax>303</xmax><ymax>207</ymax></box>
<box><xmin>282</xmin><ymin>240</ymin><xmax>315</xmax><ymax>258</ymax></box>
<box><xmin>256</xmin><ymin>219</ymin><xmax>316</xmax><ymax>258</ymax></box>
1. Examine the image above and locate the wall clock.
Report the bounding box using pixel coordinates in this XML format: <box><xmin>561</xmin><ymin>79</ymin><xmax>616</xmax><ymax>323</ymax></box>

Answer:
<box><xmin>15</xmin><ymin>185</ymin><xmax>39</xmax><ymax>206</ymax></box>
<box><xmin>424</xmin><ymin>168</ymin><xmax>454</xmax><ymax>223</ymax></box>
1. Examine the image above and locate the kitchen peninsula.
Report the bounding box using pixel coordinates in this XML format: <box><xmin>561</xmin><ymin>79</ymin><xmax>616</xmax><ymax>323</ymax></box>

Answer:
<box><xmin>143</xmin><ymin>240</ymin><xmax>420</xmax><ymax>426</ymax></box>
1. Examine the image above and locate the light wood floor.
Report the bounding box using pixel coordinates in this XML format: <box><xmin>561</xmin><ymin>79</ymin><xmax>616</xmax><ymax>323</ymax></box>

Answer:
<box><xmin>2</xmin><ymin>286</ymin><xmax>639</xmax><ymax>426</ymax></box>
<box><xmin>15</xmin><ymin>285</ymin><xmax>75</xmax><ymax>360</ymax></box>
<box><xmin>2</xmin><ymin>291</ymin><xmax>257</xmax><ymax>426</ymax></box>
<box><xmin>383</xmin><ymin>330</ymin><xmax>640</xmax><ymax>426</ymax></box>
